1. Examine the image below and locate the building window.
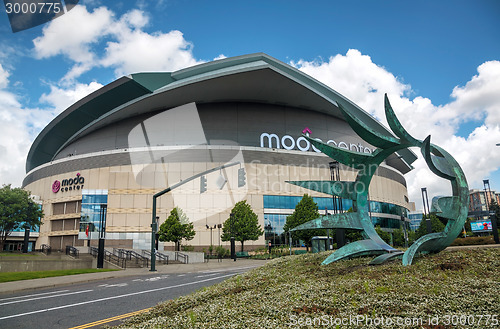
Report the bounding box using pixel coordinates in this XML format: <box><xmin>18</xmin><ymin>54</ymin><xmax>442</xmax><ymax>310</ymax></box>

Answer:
<box><xmin>264</xmin><ymin>213</ymin><xmax>288</xmax><ymax>245</ymax></box>
<box><xmin>79</xmin><ymin>190</ymin><xmax>108</xmax><ymax>236</ymax></box>
<box><xmin>52</xmin><ymin>200</ymin><xmax>81</xmax><ymax>215</ymax></box>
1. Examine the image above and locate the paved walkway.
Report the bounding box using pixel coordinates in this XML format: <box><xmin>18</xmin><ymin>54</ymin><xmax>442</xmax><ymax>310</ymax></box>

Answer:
<box><xmin>0</xmin><ymin>258</ymin><xmax>268</xmax><ymax>295</ymax></box>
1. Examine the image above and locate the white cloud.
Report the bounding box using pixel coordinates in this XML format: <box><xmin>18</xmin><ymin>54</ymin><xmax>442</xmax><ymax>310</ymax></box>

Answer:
<box><xmin>292</xmin><ymin>49</ymin><xmax>411</xmax><ymax>121</ymax></box>
<box><xmin>447</xmin><ymin>61</ymin><xmax>500</xmax><ymax>126</ymax></box>
<box><xmin>100</xmin><ymin>8</ymin><xmax>202</xmax><ymax>75</ymax></box>
<box><xmin>33</xmin><ymin>5</ymin><xmax>114</xmax><ymax>77</ymax></box>
<box><xmin>293</xmin><ymin>51</ymin><xmax>500</xmax><ymax>210</ymax></box>
<box><xmin>33</xmin><ymin>5</ymin><xmax>202</xmax><ymax>80</ymax></box>
<box><xmin>0</xmin><ymin>62</ymin><xmax>102</xmax><ymax>187</ymax></box>
<box><xmin>39</xmin><ymin>81</ymin><xmax>103</xmax><ymax>114</ymax></box>
<box><xmin>0</xmin><ymin>64</ymin><xmax>9</xmax><ymax>88</ymax></box>
<box><xmin>101</xmin><ymin>29</ymin><xmax>200</xmax><ymax>76</ymax></box>
<box><xmin>0</xmin><ymin>66</ymin><xmax>56</xmax><ymax>187</ymax></box>
<box><xmin>213</xmin><ymin>54</ymin><xmax>227</xmax><ymax>61</ymax></box>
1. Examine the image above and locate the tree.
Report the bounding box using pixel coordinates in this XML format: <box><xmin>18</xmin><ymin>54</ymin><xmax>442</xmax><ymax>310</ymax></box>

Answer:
<box><xmin>158</xmin><ymin>207</ymin><xmax>195</xmax><ymax>251</ymax></box>
<box><xmin>283</xmin><ymin>194</ymin><xmax>323</xmax><ymax>251</ymax></box>
<box><xmin>0</xmin><ymin>185</ymin><xmax>43</xmax><ymax>251</ymax></box>
<box><xmin>464</xmin><ymin>217</ymin><xmax>474</xmax><ymax>234</ymax></box>
<box><xmin>489</xmin><ymin>199</ymin><xmax>500</xmax><ymax>228</ymax></box>
<box><xmin>415</xmin><ymin>214</ymin><xmax>445</xmax><ymax>239</ymax></box>
<box><xmin>221</xmin><ymin>201</ymin><xmax>263</xmax><ymax>252</ymax></box>
<box><xmin>391</xmin><ymin>228</ymin><xmax>406</xmax><ymax>247</ymax></box>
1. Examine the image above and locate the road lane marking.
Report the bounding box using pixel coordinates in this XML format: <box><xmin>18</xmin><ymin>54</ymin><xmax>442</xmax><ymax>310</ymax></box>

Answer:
<box><xmin>0</xmin><ymin>290</ymin><xmax>70</xmax><ymax>302</ymax></box>
<box><xmin>196</xmin><ymin>273</ymin><xmax>221</xmax><ymax>278</ymax></box>
<box><xmin>0</xmin><ymin>272</ymin><xmax>241</xmax><ymax>321</ymax></box>
<box><xmin>0</xmin><ymin>289</ymin><xmax>93</xmax><ymax>306</ymax></box>
<box><xmin>68</xmin><ymin>307</ymin><xmax>152</xmax><ymax>329</ymax></box>
<box><xmin>199</xmin><ymin>265</ymin><xmax>260</xmax><ymax>273</ymax></box>
<box><xmin>98</xmin><ymin>283</ymin><xmax>128</xmax><ymax>288</ymax></box>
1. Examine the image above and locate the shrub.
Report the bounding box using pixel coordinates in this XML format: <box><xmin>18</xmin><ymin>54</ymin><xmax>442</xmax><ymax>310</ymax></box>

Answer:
<box><xmin>215</xmin><ymin>246</ymin><xmax>229</xmax><ymax>258</ymax></box>
<box><xmin>451</xmin><ymin>235</ymin><xmax>495</xmax><ymax>246</ymax></box>
<box><xmin>181</xmin><ymin>245</ymin><xmax>194</xmax><ymax>251</ymax></box>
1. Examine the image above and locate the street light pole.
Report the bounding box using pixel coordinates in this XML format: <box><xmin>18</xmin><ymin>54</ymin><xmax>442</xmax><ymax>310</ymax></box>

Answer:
<box><xmin>230</xmin><ymin>213</ymin><xmax>236</xmax><ymax>261</ymax></box>
<box><xmin>206</xmin><ymin>224</ymin><xmax>216</xmax><ymax>254</ymax></box>
<box><xmin>22</xmin><ymin>225</ymin><xmax>30</xmax><ymax>253</ymax></box>
<box><xmin>97</xmin><ymin>204</ymin><xmax>107</xmax><ymax>269</ymax></box>
<box><xmin>325</xmin><ymin>207</ymin><xmax>331</xmax><ymax>250</ymax></box>
<box><xmin>483</xmin><ymin>179</ymin><xmax>499</xmax><ymax>244</ymax></box>
<box><xmin>401</xmin><ymin>215</ymin><xmax>408</xmax><ymax>248</ymax></box>
<box><xmin>489</xmin><ymin>210</ymin><xmax>500</xmax><ymax>244</ymax></box>
<box><xmin>217</xmin><ymin>224</ymin><xmax>222</xmax><ymax>246</ymax></box>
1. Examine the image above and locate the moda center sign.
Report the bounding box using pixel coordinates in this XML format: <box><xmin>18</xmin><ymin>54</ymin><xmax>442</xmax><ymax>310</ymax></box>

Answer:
<box><xmin>52</xmin><ymin>173</ymin><xmax>85</xmax><ymax>193</ymax></box>
<box><xmin>259</xmin><ymin>128</ymin><xmax>374</xmax><ymax>154</ymax></box>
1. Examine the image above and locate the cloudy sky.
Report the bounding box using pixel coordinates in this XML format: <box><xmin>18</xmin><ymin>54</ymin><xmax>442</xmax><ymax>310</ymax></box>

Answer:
<box><xmin>0</xmin><ymin>0</ymin><xmax>499</xmax><ymax>210</ymax></box>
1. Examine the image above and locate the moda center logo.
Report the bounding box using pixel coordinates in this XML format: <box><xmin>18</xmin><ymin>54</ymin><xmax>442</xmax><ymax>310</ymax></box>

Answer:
<box><xmin>3</xmin><ymin>0</ymin><xmax>79</xmax><ymax>33</ymax></box>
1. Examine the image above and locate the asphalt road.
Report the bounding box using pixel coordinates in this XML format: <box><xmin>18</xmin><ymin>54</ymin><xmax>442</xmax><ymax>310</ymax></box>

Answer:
<box><xmin>0</xmin><ymin>265</ymin><xmax>254</xmax><ymax>328</ymax></box>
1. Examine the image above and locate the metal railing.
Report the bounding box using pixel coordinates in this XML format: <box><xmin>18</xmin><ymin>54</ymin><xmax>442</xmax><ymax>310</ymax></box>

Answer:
<box><xmin>41</xmin><ymin>244</ymin><xmax>51</xmax><ymax>255</ymax></box>
<box><xmin>143</xmin><ymin>250</ymin><xmax>169</xmax><ymax>265</ymax></box>
<box><xmin>176</xmin><ymin>252</ymin><xmax>189</xmax><ymax>264</ymax></box>
<box><xmin>65</xmin><ymin>245</ymin><xmax>79</xmax><ymax>258</ymax></box>
<box><xmin>89</xmin><ymin>247</ymin><xmax>126</xmax><ymax>268</ymax></box>
<box><xmin>114</xmin><ymin>248</ymin><xmax>149</xmax><ymax>268</ymax></box>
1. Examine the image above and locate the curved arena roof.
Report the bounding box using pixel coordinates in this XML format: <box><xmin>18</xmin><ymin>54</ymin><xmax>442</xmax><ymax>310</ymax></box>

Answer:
<box><xmin>26</xmin><ymin>53</ymin><xmax>416</xmax><ymax>174</ymax></box>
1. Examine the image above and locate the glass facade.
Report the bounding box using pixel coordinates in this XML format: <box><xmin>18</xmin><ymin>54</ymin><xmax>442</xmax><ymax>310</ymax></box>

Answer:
<box><xmin>408</xmin><ymin>212</ymin><xmax>423</xmax><ymax>231</ymax></box>
<box><xmin>10</xmin><ymin>222</ymin><xmax>40</xmax><ymax>233</ymax></box>
<box><xmin>263</xmin><ymin>195</ymin><xmax>353</xmax><ymax>211</ymax></box>
<box><xmin>371</xmin><ymin>216</ymin><xmax>401</xmax><ymax>229</ymax></box>
<box><xmin>264</xmin><ymin>213</ymin><xmax>288</xmax><ymax>244</ymax></box>
<box><xmin>263</xmin><ymin>195</ymin><xmax>409</xmax><ymax>243</ymax></box>
<box><xmin>369</xmin><ymin>201</ymin><xmax>407</xmax><ymax>217</ymax></box>
<box><xmin>79</xmin><ymin>190</ymin><xmax>108</xmax><ymax>237</ymax></box>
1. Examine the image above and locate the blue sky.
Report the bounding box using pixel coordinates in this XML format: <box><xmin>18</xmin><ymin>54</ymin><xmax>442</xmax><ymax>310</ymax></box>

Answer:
<box><xmin>0</xmin><ymin>0</ymin><xmax>499</xmax><ymax>209</ymax></box>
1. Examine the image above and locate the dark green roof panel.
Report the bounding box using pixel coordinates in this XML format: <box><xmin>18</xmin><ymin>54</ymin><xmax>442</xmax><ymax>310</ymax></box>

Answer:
<box><xmin>130</xmin><ymin>72</ymin><xmax>175</xmax><ymax>92</ymax></box>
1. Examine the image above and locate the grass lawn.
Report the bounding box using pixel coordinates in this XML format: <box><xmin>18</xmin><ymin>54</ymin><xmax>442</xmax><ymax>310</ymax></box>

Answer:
<box><xmin>0</xmin><ymin>252</ymin><xmax>40</xmax><ymax>258</ymax></box>
<box><xmin>0</xmin><ymin>268</ymin><xmax>119</xmax><ymax>283</ymax></box>
<box><xmin>116</xmin><ymin>248</ymin><xmax>499</xmax><ymax>329</ymax></box>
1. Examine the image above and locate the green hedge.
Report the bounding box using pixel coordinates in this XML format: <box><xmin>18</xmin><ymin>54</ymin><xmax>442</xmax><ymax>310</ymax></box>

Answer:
<box><xmin>451</xmin><ymin>235</ymin><xmax>495</xmax><ymax>246</ymax></box>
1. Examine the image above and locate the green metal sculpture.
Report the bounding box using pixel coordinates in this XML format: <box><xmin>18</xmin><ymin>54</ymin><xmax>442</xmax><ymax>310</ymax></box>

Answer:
<box><xmin>288</xmin><ymin>94</ymin><xmax>468</xmax><ymax>265</ymax></box>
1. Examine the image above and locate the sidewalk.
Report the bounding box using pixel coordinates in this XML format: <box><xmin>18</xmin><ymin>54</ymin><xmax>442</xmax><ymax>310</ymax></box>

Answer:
<box><xmin>0</xmin><ymin>258</ymin><xmax>268</xmax><ymax>295</ymax></box>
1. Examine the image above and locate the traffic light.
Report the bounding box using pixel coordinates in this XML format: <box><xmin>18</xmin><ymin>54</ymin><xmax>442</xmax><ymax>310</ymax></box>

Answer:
<box><xmin>238</xmin><ymin>168</ymin><xmax>246</xmax><ymax>187</ymax></box>
<box><xmin>200</xmin><ymin>175</ymin><xmax>207</xmax><ymax>193</ymax></box>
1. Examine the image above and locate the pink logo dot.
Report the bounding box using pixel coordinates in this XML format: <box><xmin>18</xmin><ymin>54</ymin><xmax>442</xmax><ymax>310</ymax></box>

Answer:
<box><xmin>52</xmin><ymin>180</ymin><xmax>61</xmax><ymax>193</ymax></box>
